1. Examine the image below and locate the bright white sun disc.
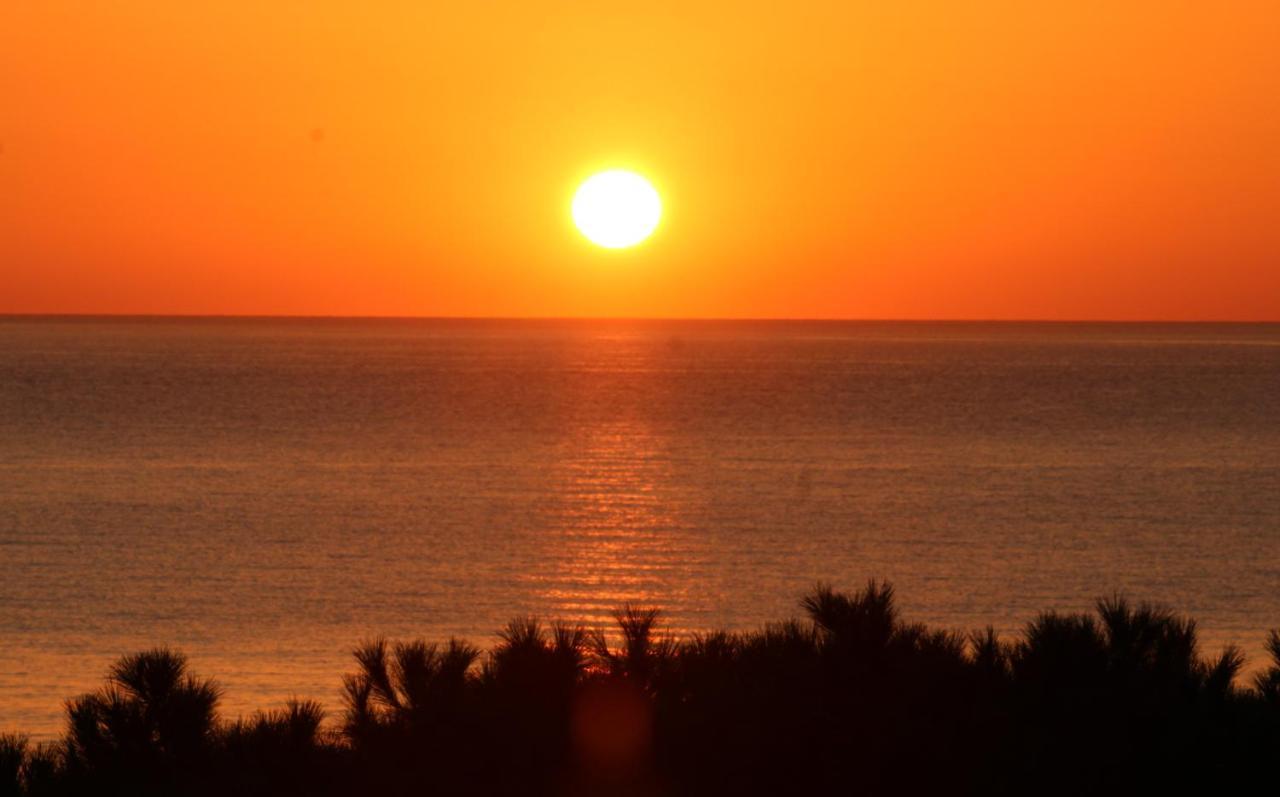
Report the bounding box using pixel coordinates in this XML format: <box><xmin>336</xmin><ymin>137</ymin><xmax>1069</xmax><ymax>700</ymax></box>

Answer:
<box><xmin>572</xmin><ymin>170</ymin><xmax>661</xmax><ymax>248</ymax></box>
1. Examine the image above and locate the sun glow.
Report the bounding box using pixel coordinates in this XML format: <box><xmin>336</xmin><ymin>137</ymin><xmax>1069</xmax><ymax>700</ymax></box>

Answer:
<box><xmin>571</xmin><ymin>170</ymin><xmax>662</xmax><ymax>249</ymax></box>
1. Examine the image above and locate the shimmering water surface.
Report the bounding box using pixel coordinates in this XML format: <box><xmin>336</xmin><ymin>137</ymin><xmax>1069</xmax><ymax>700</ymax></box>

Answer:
<box><xmin>2</xmin><ymin>318</ymin><xmax>1278</xmax><ymax>736</ymax></box>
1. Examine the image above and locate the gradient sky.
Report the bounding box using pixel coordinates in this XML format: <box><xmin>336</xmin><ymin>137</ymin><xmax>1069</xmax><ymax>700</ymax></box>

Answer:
<box><xmin>3</xmin><ymin>2</ymin><xmax>1278</xmax><ymax>319</ymax></box>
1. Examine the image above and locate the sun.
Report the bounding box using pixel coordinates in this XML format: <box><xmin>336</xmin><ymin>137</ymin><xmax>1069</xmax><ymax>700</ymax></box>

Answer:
<box><xmin>571</xmin><ymin>170</ymin><xmax>662</xmax><ymax>249</ymax></box>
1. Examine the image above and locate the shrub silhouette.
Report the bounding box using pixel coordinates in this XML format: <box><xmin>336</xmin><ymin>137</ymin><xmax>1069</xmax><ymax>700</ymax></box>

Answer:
<box><xmin>4</xmin><ymin>584</ymin><xmax>1279</xmax><ymax>797</ymax></box>
<box><xmin>60</xmin><ymin>648</ymin><xmax>221</xmax><ymax>795</ymax></box>
<box><xmin>479</xmin><ymin>618</ymin><xmax>587</xmax><ymax>793</ymax></box>
<box><xmin>0</xmin><ymin>734</ymin><xmax>26</xmax><ymax>797</ymax></box>
<box><xmin>219</xmin><ymin>699</ymin><xmax>337</xmax><ymax>796</ymax></box>
<box><xmin>342</xmin><ymin>637</ymin><xmax>479</xmax><ymax>738</ymax></box>
<box><xmin>1254</xmin><ymin>629</ymin><xmax>1280</xmax><ymax>704</ymax></box>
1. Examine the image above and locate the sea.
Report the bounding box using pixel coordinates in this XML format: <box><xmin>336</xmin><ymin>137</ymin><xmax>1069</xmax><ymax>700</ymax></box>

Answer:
<box><xmin>1</xmin><ymin>317</ymin><xmax>1277</xmax><ymax>737</ymax></box>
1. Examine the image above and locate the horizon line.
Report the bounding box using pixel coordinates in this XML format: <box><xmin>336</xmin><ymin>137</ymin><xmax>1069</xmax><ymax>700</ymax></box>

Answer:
<box><xmin>1</xmin><ymin>312</ymin><xmax>1278</xmax><ymax>324</ymax></box>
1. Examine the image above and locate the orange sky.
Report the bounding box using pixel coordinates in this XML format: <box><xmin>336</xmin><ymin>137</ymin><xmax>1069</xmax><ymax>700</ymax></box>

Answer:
<box><xmin>2</xmin><ymin>2</ymin><xmax>1278</xmax><ymax>319</ymax></box>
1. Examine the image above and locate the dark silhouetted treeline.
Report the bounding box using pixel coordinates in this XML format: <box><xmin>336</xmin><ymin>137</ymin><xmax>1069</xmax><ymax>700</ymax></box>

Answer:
<box><xmin>4</xmin><ymin>582</ymin><xmax>1280</xmax><ymax>796</ymax></box>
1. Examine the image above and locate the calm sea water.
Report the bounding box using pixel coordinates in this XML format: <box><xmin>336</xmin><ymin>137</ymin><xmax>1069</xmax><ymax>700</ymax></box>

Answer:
<box><xmin>2</xmin><ymin>317</ymin><xmax>1278</xmax><ymax>736</ymax></box>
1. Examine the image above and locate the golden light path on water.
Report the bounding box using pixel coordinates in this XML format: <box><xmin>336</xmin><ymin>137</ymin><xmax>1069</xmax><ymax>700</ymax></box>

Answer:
<box><xmin>521</xmin><ymin>418</ymin><xmax>711</xmax><ymax>638</ymax></box>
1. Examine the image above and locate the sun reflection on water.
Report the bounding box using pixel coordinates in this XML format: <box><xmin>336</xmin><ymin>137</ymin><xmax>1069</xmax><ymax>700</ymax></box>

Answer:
<box><xmin>522</xmin><ymin>420</ymin><xmax>710</xmax><ymax>636</ymax></box>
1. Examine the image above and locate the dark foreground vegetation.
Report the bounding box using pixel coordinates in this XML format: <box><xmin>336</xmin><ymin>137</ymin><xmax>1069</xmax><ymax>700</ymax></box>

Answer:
<box><xmin>4</xmin><ymin>582</ymin><xmax>1280</xmax><ymax>796</ymax></box>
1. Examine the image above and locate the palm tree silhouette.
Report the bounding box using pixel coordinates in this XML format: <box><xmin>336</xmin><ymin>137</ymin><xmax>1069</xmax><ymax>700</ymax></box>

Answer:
<box><xmin>342</xmin><ymin>636</ymin><xmax>479</xmax><ymax>740</ymax></box>
<box><xmin>0</xmin><ymin>734</ymin><xmax>26</xmax><ymax>797</ymax></box>
<box><xmin>63</xmin><ymin>648</ymin><xmax>221</xmax><ymax>793</ymax></box>
<box><xmin>6</xmin><ymin>585</ymin><xmax>1280</xmax><ymax>796</ymax></box>
<box><xmin>590</xmin><ymin>606</ymin><xmax>675</xmax><ymax>689</ymax></box>
<box><xmin>1252</xmin><ymin>630</ymin><xmax>1280</xmax><ymax>705</ymax></box>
